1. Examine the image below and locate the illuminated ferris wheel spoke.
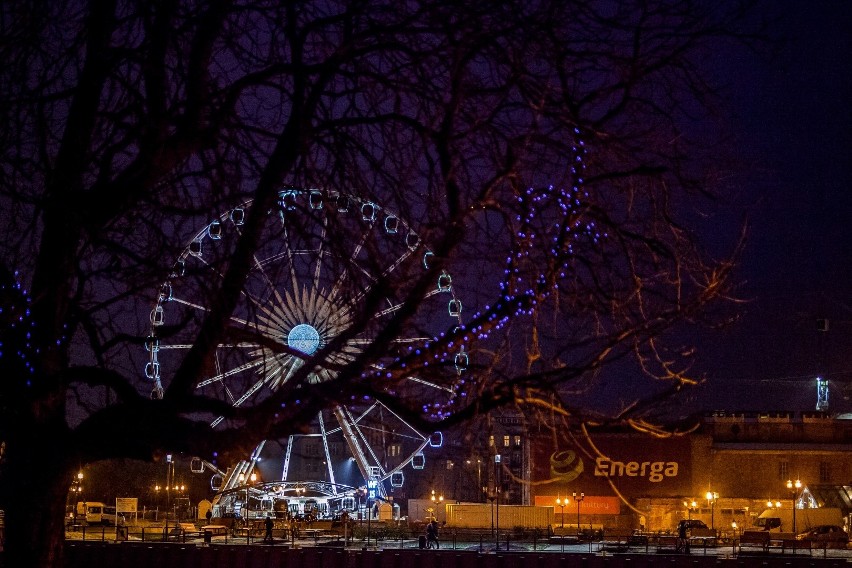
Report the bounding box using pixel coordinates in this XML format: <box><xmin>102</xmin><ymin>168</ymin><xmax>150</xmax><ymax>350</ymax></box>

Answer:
<box><xmin>314</xmin><ymin>217</ymin><xmax>328</xmax><ymax>290</ymax></box>
<box><xmin>381</xmin><ymin>247</ymin><xmax>416</xmax><ymax>281</ymax></box>
<box><xmin>282</xmin><ymin>224</ymin><xmax>300</xmax><ymax>298</ymax></box>
<box><xmin>231</xmin><ymin>375</ymin><xmax>270</xmax><ymax>407</ymax></box>
<box><xmin>328</xmin><ymin>232</ymin><xmax>369</xmax><ymax>304</ymax></box>
<box><xmin>159</xmin><ymin>343</ymin><xmax>260</xmax><ymax>350</ymax></box>
<box><xmin>197</xmin><ymin>357</ymin><xmax>267</xmax><ymax>387</ymax></box>
<box><xmin>404</xmin><ymin>375</ymin><xmax>456</xmax><ymax>394</ymax></box>
<box><xmin>251</xmin><ymin>254</ymin><xmax>290</xmax><ymax>312</ymax></box>
<box><xmin>170</xmin><ymin>296</ymin><xmax>211</xmax><ymax>314</ymax></box>
<box><xmin>375</xmin><ymin>301</ymin><xmax>403</xmax><ymax>318</ymax></box>
<box><xmin>424</xmin><ymin>288</ymin><xmax>446</xmax><ymax>299</ymax></box>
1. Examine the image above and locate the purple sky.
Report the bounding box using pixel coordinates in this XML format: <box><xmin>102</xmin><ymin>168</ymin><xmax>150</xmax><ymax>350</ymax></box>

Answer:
<box><xmin>689</xmin><ymin>1</ymin><xmax>852</xmax><ymax>414</ymax></box>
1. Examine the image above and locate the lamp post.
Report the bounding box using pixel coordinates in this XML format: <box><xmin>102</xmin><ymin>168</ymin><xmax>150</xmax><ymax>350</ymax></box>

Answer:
<box><xmin>430</xmin><ymin>489</ymin><xmax>444</xmax><ymax>519</ymax></box>
<box><xmin>787</xmin><ymin>479</ymin><xmax>802</xmax><ymax>534</ymax></box>
<box><xmin>467</xmin><ymin>458</ymin><xmax>483</xmax><ymax>502</ymax></box>
<box><xmin>705</xmin><ymin>491</ymin><xmax>718</xmax><ymax>530</ymax></box>
<box><xmin>494</xmin><ymin>454</ymin><xmax>501</xmax><ymax>550</ymax></box>
<box><xmin>238</xmin><ymin>472</ymin><xmax>257</xmax><ymax>544</ymax></box>
<box><xmin>68</xmin><ymin>472</ymin><xmax>84</xmax><ymax>522</ymax></box>
<box><xmin>572</xmin><ymin>491</ymin><xmax>584</xmax><ymax>537</ymax></box>
<box><xmin>556</xmin><ymin>496</ymin><xmax>566</xmax><ymax>529</ymax></box>
<box><xmin>683</xmin><ymin>499</ymin><xmax>697</xmax><ymax>520</ymax></box>
<box><xmin>164</xmin><ymin>455</ymin><xmax>174</xmax><ymax>534</ymax></box>
<box><xmin>366</xmin><ymin>493</ymin><xmax>371</xmax><ymax>547</ymax></box>
<box><xmin>239</xmin><ymin>472</ymin><xmax>257</xmax><ymax>519</ymax></box>
<box><xmin>487</xmin><ymin>491</ymin><xmax>496</xmax><ymax>537</ymax></box>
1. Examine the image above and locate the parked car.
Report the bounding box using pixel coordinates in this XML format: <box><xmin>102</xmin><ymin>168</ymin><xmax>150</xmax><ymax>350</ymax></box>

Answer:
<box><xmin>678</xmin><ymin>520</ymin><xmax>708</xmax><ymax>531</ymax></box>
<box><xmin>678</xmin><ymin>519</ymin><xmax>716</xmax><ymax>538</ymax></box>
<box><xmin>796</xmin><ymin>525</ymin><xmax>849</xmax><ymax>547</ymax></box>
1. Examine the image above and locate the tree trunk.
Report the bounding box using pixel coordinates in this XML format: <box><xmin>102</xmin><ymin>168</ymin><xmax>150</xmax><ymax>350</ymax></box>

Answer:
<box><xmin>2</xmin><ymin>420</ymin><xmax>71</xmax><ymax>567</ymax></box>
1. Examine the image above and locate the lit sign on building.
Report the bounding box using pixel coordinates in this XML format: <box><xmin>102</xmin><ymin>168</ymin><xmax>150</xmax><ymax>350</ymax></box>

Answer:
<box><xmin>594</xmin><ymin>458</ymin><xmax>678</xmax><ymax>482</ymax></box>
<box><xmin>531</xmin><ymin>431</ymin><xmax>691</xmax><ymax>497</ymax></box>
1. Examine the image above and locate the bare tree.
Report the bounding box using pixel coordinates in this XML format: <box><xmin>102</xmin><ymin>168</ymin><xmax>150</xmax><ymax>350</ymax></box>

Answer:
<box><xmin>0</xmin><ymin>0</ymin><xmax>757</xmax><ymax>564</ymax></box>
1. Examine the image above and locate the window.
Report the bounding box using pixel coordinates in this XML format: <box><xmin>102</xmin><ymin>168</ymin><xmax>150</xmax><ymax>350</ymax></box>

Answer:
<box><xmin>778</xmin><ymin>461</ymin><xmax>789</xmax><ymax>480</ymax></box>
<box><xmin>306</xmin><ymin>443</ymin><xmax>318</xmax><ymax>456</ymax></box>
<box><xmin>514</xmin><ymin>435</ymin><xmax>521</xmax><ymax>446</ymax></box>
<box><xmin>503</xmin><ymin>435</ymin><xmax>510</xmax><ymax>447</ymax></box>
<box><xmin>819</xmin><ymin>461</ymin><xmax>831</xmax><ymax>483</ymax></box>
<box><xmin>489</xmin><ymin>435</ymin><xmax>494</xmax><ymax>447</ymax></box>
<box><xmin>388</xmin><ymin>444</ymin><xmax>401</xmax><ymax>457</ymax></box>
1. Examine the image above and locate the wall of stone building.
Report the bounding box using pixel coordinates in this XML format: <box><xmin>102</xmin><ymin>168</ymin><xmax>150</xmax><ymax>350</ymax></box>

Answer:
<box><xmin>699</xmin><ymin>414</ymin><xmax>852</xmax><ymax>500</ymax></box>
<box><xmin>707</xmin><ymin>447</ymin><xmax>852</xmax><ymax>498</ymax></box>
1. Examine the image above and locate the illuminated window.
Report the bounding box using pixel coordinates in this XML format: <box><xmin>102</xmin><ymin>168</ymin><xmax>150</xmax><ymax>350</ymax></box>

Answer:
<box><xmin>503</xmin><ymin>435</ymin><xmax>510</xmax><ymax>447</ymax></box>
<box><xmin>514</xmin><ymin>435</ymin><xmax>521</xmax><ymax>446</ymax></box>
<box><xmin>446</xmin><ymin>460</ymin><xmax>454</xmax><ymax>470</ymax></box>
<box><xmin>489</xmin><ymin>435</ymin><xmax>494</xmax><ymax>447</ymax></box>
<box><xmin>388</xmin><ymin>444</ymin><xmax>401</xmax><ymax>457</ymax></box>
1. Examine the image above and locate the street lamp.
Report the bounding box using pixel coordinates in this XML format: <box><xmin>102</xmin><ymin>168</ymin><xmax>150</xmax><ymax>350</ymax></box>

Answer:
<box><xmin>164</xmin><ymin>454</ymin><xmax>175</xmax><ymax>534</ymax></box>
<box><xmin>572</xmin><ymin>491</ymin><xmax>584</xmax><ymax>537</ymax></box>
<box><xmin>238</xmin><ymin>472</ymin><xmax>257</xmax><ymax>520</ymax></box>
<box><xmin>705</xmin><ymin>491</ymin><xmax>718</xmax><ymax>530</ymax></box>
<box><xmin>494</xmin><ymin>454</ymin><xmax>501</xmax><ymax>549</ymax></box>
<box><xmin>430</xmin><ymin>489</ymin><xmax>444</xmax><ymax>511</ymax></box>
<box><xmin>238</xmin><ymin>472</ymin><xmax>257</xmax><ymax>544</ymax></box>
<box><xmin>683</xmin><ymin>499</ymin><xmax>697</xmax><ymax>520</ymax></box>
<box><xmin>487</xmin><ymin>490</ymin><xmax>496</xmax><ymax>537</ymax></box>
<box><xmin>555</xmin><ymin>496</ymin><xmax>566</xmax><ymax>529</ymax></box>
<box><xmin>787</xmin><ymin>479</ymin><xmax>802</xmax><ymax>534</ymax></box>
<box><xmin>67</xmin><ymin>472</ymin><xmax>84</xmax><ymax>521</ymax></box>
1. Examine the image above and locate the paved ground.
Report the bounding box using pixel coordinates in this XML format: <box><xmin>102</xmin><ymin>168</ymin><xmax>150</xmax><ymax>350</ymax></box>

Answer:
<box><xmin>63</xmin><ymin>527</ymin><xmax>852</xmax><ymax>561</ymax></box>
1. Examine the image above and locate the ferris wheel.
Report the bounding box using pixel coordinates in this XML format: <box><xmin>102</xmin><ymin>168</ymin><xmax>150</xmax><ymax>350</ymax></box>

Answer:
<box><xmin>145</xmin><ymin>187</ymin><xmax>467</xmax><ymax>501</ymax></box>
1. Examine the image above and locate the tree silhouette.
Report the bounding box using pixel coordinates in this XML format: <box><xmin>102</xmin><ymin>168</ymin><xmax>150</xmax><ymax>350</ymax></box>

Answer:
<box><xmin>0</xmin><ymin>1</ymin><xmax>757</xmax><ymax>564</ymax></box>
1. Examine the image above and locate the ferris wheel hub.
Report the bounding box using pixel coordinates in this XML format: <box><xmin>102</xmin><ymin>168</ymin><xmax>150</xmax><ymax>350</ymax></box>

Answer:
<box><xmin>288</xmin><ymin>323</ymin><xmax>321</xmax><ymax>355</ymax></box>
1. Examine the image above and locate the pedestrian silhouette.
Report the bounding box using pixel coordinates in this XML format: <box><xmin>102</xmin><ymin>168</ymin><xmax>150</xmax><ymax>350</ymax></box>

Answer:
<box><xmin>426</xmin><ymin>519</ymin><xmax>440</xmax><ymax>549</ymax></box>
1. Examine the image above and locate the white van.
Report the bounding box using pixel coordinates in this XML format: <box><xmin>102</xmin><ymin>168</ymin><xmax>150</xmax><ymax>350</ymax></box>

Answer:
<box><xmin>76</xmin><ymin>502</ymin><xmax>115</xmax><ymax>524</ymax></box>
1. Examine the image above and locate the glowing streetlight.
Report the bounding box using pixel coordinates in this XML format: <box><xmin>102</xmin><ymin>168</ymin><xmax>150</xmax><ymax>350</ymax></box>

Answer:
<box><xmin>786</xmin><ymin>479</ymin><xmax>802</xmax><ymax>534</ymax></box>
<box><xmin>705</xmin><ymin>491</ymin><xmax>718</xmax><ymax>530</ymax></box>
<box><xmin>572</xmin><ymin>491</ymin><xmax>584</xmax><ymax>537</ymax></box>
<box><xmin>555</xmin><ymin>496</ymin><xmax>566</xmax><ymax>529</ymax></box>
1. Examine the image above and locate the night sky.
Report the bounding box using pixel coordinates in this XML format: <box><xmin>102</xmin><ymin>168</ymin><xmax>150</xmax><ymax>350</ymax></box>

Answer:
<box><xmin>686</xmin><ymin>1</ymin><xmax>852</xmax><ymax>414</ymax></box>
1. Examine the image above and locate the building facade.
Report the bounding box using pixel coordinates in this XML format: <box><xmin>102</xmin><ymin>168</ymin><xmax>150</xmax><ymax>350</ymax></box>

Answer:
<box><xmin>420</xmin><ymin>410</ymin><xmax>852</xmax><ymax>532</ymax></box>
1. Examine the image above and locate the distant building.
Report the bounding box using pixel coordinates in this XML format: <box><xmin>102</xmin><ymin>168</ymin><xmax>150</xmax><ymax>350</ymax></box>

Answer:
<box><xmin>422</xmin><ymin>410</ymin><xmax>852</xmax><ymax>532</ymax></box>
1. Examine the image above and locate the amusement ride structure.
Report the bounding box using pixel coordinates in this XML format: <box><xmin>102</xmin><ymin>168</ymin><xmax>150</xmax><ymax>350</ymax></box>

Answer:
<box><xmin>145</xmin><ymin>187</ymin><xmax>467</xmax><ymax>519</ymax></box>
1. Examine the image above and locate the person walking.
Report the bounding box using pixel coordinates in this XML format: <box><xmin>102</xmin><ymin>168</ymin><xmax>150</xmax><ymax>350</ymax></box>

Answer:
<box><xmin>676</xmin><ymin>520</ymin><xmax>689</xmax><ymax>553</ymax></box>
<box><xmin>426</xmin><ymin>519</ymin><xmax>440</xmax><ymax>549</ymax></box>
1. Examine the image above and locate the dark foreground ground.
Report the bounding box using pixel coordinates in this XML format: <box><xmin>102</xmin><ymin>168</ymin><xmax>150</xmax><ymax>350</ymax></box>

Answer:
<box><xmin>63</xmin><ymin>541</ymin><xmax>851</xmax><ymax>568</ymax></box>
